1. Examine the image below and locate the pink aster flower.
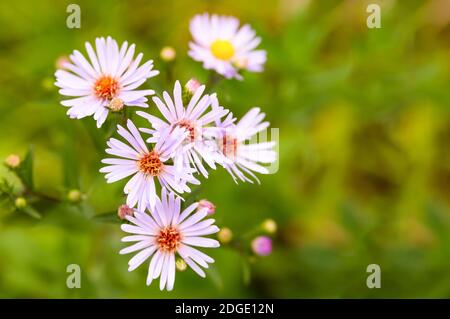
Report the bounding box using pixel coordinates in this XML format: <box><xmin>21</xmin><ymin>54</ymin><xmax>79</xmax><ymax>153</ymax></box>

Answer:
<box><xmin>120</xmin><ymin>188</ymin><xmax>220</xmax><ymax>291</ymax></box>
<box><xmin>137</xmin><ymin>80</ymin><xmax>229</xmax><ymax>178</ymax></box>
<box><xmin>215</xmin><ymin>107</ymin><xmax>277</xmax><ymax>183</ymax></box>
<box><xmin>189</xmin><ymin>13</ymin><xmax>266</xmax><ymax>80</ymax></box>
<box><xmin>100</xmin><ymin>120</ymin><xmax>199</xmax><ymax>211</ymax></box>
<box><xmin>55</xmin><ymin>36</ymin><xmax>159</xmax><ymax>127</ymax></box>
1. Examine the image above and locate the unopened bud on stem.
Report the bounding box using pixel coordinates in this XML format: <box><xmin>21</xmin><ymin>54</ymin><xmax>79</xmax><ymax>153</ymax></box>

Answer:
<box><xmin>262</xmin><ymin>219</ymin><xmax>277</xmax><ymax>234</ymax></box>
<box><xmin>160</xmin><ymin>46</ymin><xmax>176</xmax><ymax>62</ymax></box>
<box><xmin>4</xmin><ymin>154</ymin><xmax>21</xmax><ymax>169</ymax></box>
<box><xmin>251</xmin><ymin>236</ymin><xmax>272</xmax><ymax>256</ymax></box>
<box><xmin>15</xmin><ymin>197</ymin><xmax>27</xmax><ymax>209</ymax></box>
<box><xmin>67</xmin><ymin>189</ymin><xmax>82</xmax><ymax>202</ymax></box>
<box><xmin>118</xmin><ymin>204</ymin><xmax>134</xmax><ymax>220</ymax></box>
<box><xmin>176</xmin><ymin>258</ymin><xmax>187</xmax><ymax>271</ymax></box>
<box><xmin>218</xmin><ymin>227</ymin><xmax>233</xmax><ymax>244</ymax></box>
<box><xmin>198</xmin><ymin>199</ymin><xmax>215</xmax><ymax>215</ymax></box>
<box><xmin>108</xmin><ymin>98</ymin><xmax>124</xmax><ymax>112</ymax></box>
<box><xmin>183</xmin><ymin>78</ymin><xmax>201</xmax><ymax>105</ymax></box>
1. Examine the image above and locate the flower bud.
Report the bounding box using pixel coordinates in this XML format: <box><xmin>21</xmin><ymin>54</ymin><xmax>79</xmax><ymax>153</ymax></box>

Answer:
<box><xmin>15</xmin><ymin>197</ymin><xmax>27</xmax><ymax>209</ymax></box>
<box><xmin>108</xmin><ymin>98</ymin><xmax>124</xmax><ymax>112</ymax></box>
<box><xmin>262</xmin><ymin>219</ymin><xmax>277</xmax><ymax>234</ymax></box>
<box><xmin>182</xmin><ymin>78</ymin><xmax>201</xmax><ymax>105</ymax></box>
<box><xmin>160</xmin><ymin>46</ymin><xmax>176</xmax><ymax>62</ymax></box>
<box><xmin>251</xmin><ymin>236</ymin><xmax>272</xmax><ymax>256</ymax></box>
<box><xmin>4</xmin><ymin>154</ymin><xmax>21</xmax><ymax>169</ymax></box>
<box><xmin>185</xmin><ymin>78</ymin><xmax>201</xmax><ymax>94</ymax></box>
<box><xmin>118</xmin><ymin>204</ymin><xmax>134</xmax><ymax>220</ymax></box>
<box><xmin>198</xmin><ymin>199</ymin><xmax>215</xmax><ymax>215</ymax></box>
<box><xmin>55</xmin><ymin>55</ymin><xmax>70</xmax><ymax>70</ymax></box>
<box><xmin>67</xmin><ymin>189</ymin><xmax>82</xmax><ymax>202</ymax></box>
<box><xmin>176</xmin><ymin>258</ymin><xmax>187</xmax><ymax>271</ymax></box>
<box><xmin>217</xmin><ymin>227</ymin><xmax>233</xmax><ymax>244</ymax></box>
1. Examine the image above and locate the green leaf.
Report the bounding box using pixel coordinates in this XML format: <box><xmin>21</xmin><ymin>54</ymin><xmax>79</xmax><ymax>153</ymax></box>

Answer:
<box><xmin>242</xmin><ymin>259</ymin><xmax>251</xmax><ymax>286</ymax></box>
<box><xmin>205</xmin><ymin>265</ymin><xmax>223</xmax><ymax>290</ymax></box>
<box><xmin>183</xmin><ymin>185</ymin><xmax>202</xmax><ymax>207</ymax></box>
<box><xmin>20</xmin><ymin>205</ymin><xmax>42</xmax><ymax>219</ymax></box>
<box><xmin>16</xmin><ymin>146</ymin><xmax>34</xmax><ymax>190</ymax></box>
<box><xmin>82</xmin><ymin>119</ymin><xmax>107</xmax><ymax>153</ymax></box>
<box><xmin>92</xmin><ymin>211</ymin><xmax>121</xmax><ymax>224</ymax></box>
<box><xmin>62</xmin><ymin>126</ymin><xmax>80</xmax><ymax>189</ymax></box>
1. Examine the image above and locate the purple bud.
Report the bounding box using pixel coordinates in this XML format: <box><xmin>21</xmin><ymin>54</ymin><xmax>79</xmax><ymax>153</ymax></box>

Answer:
<box><xmin>251</xmin><ymin>236</ymin><xmax>272</xmax><ymax>256</ymax></box>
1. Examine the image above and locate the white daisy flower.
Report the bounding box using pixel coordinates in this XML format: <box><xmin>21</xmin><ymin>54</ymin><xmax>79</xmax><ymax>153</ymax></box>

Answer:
<box><xmin>100</xmin><ymin>119</ymin><xmax>199</xmax><ymax>211</ymax></box>
<box><xmin>216</xmin><ymin>107</ymin><xmax>277</xmax><ymax>183</ymax></box>
<box><xmin>189</xmin><ymin>13</ymin><xmax>266</xmax><ymax>80</ymax></box>
<box><xmin>137</xmin><ymin>80</ymin><xmax>229</xmax><ymax>178</ymax></box>
<box><xmin>120</xmin><ymin>188</ymin><xmax>220</xmax><ymax>291</ymax></box>
<box><xmin>55</xmin><ymin>36</ymin><xmax>159</xmax><ymax>127</ymax></box>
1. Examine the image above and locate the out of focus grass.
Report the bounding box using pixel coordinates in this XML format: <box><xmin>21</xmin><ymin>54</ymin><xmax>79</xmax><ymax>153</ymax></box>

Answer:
<box><xmin>1</xmin><ymin>0</ymin><xmax>450</xmax><ymax>298</ymax></box>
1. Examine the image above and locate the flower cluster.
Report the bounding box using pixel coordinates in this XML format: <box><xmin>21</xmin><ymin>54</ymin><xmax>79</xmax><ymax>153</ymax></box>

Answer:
<box><xmin>54</xmin><ymin>13</ymin><xmax>276</xmax><ymax>291</ymax></box>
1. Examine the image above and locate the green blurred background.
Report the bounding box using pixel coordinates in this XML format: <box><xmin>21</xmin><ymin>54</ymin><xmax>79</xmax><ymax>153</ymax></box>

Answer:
<box><xmin>1</xmin><ymin>0</ymin><xmax>450</xmax><ymax>298</ymax></box>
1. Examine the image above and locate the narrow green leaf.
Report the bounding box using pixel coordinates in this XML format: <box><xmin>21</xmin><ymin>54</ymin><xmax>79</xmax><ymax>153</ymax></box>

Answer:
<box><xmin>16</xmin><ymin>145</ymin><xmax>34</xmax><ymax>190</ymax></box>
<box><xmin>62</xmin><ymin>126</ymin><xmax>80</xmax><ymax>189</ymax></box>
<box><xmin>92</xmin><ymin>211</ymin><xmax>121</xmax><ymax>224</ymax></box>
<box><xmin>184</xmin><ymin>185</ymin><xmax>202</xmax><ymax>207</ymax></box>
<box><xmin>82</xmin><ymin>119</ymin><xmax>107</xmax><ymax>153</ymax></box>
<box><xmin>21</xmin><ymin>205</ymin><xmax>42</xmax><ymax>219</ymax></box>
<box><xmin>206</xmin><ymin>265</ymin><xmax>223</xmax><ymax>290</ymax></box>
<box><xmin>242</xmin><ymin>259</ymin><xmax>251</xmax><ymax>286</ymax></box>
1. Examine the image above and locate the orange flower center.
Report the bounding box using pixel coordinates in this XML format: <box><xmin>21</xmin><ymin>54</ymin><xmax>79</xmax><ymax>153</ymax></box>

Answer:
<box><xmin>157</xmin><ymin>226</ymin><xmax>182</xmax><ymax>252</ymax></box>
<box><xmin>94</xmin><ymin>75</ymin><xmax>119</xmax><ymax>100</ymax></box>
<box><xmin>138</xmin><ymin>151</ymin><xmax>162</xmax><ymax>176</ymax></box>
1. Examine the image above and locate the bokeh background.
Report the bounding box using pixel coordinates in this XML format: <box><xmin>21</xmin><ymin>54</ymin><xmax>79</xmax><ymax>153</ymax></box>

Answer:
<box><xmin>1</xmin><ymin>0</ymin><xmax>450</xmax><ymax>298</ymax></box>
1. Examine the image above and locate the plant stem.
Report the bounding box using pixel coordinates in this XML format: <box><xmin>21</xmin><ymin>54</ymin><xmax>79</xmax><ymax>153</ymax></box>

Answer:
<box><xmin>206</xmin><ymin>71</ymin><xmax>222</xmax><ymax>90</ymax></box>
<box><xmin>26</xmin><ymin>189</ymin><xmax>62</xmax><ymax>203</ymax></box>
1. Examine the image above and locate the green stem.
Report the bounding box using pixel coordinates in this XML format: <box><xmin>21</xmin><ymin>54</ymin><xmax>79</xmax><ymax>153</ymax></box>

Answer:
<box><xmin>26</xmin><ymin>189</ymin><xmax>62</xmax><ymax>203</ymax></box>
<box><xmin>206</xmin><ymin>71</ymin><xmax>222</xmax><ymax>91</ymax></box>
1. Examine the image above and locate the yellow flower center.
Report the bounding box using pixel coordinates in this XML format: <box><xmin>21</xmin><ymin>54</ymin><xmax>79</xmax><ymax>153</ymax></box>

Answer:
<box><xmin>210</xmin><ymin>40</ymin><xmax>235</xmax><ymax>60</ymax></box>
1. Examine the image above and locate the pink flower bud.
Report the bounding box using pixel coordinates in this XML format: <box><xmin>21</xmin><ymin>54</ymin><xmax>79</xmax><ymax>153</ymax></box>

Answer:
<box><xmin>198</xmin><ymin>199</ymin><xmax>215</xmax><ymax>215</ymax></box>
<box><xmin>185</xmin><ymin>78</ymin><xmax>201</xmax><ymax>95</ymax></box>
<box><xmin>160</xmin><ymin>46</ymin><xmax>176</xmax><ymax>61</ymax></box>
<box><xmin>4</xmin><ymin>154</ymin><xmax>21</xmax><ymax>168</ymax></box>
<box><xmin>251</xmin><ymin>236</ymin><xmax>272</xmax><ymax>256</ymax></box>
<box><xmin>55</xmin><ymin>55</ymin><xmax>70</xmax><ymax>70</ymax></box>
<box><xmin>118</xmin><ymin>204</ymin><xmax>134</xmax><ymax>220</ymax></box>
